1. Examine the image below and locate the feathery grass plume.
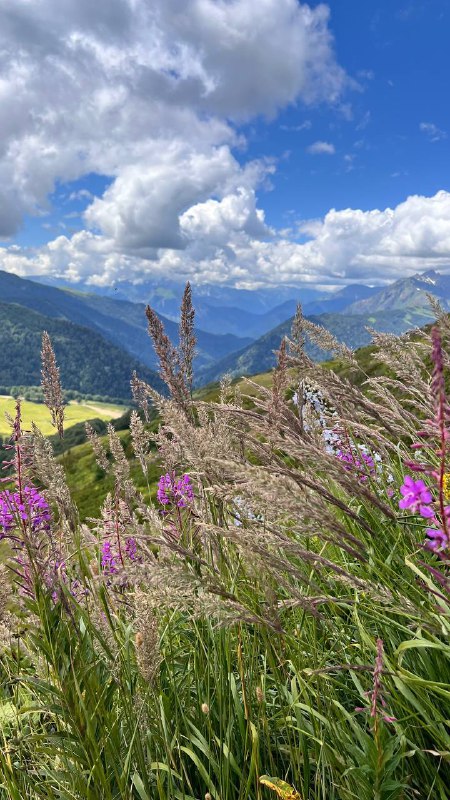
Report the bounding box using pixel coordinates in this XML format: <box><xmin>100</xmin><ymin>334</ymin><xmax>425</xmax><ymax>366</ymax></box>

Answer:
<box><xmin>286</xmin><ymin>303</ymin><xmax>312</xmax><ymax>432</ymax></box>
<box><xmin>179</xmin><ymin>281</ymin><xmax>197</xmax><ymax>395</ymax></box>
<box><xmin>40</xmin><ymin>331</ymin><xmax>65</xmax><ymax>438</ymax></box>
<box><xmin>426</xmin><ymin>291</ymin><xmax>446</xmax><ymax>322</ymax></box>
<box><xmin>270</xmin><ymin>337</ymin><xmax>289</xmax><ymax>425</ymax></box>
<box><xmin>133</xmin><ymin>588</ymin><xmax>160</xmax><ymax>683</ymax></box>
<box><xmin>0</xmin><ymin>564</ymin><xmax>15</xmax><ymax>649</ymax></box>
<box><xmin>129</xmin><ymin>410</ymin><xmax>151</xmax><ymax>474</ymax></box>
<box><xmin>85</xmin><ymin>421</ymin><xmax>109</xmax><ymax>471</ymax></box>
<box><xmin>146</xmin><ymin>303</ymin><xmax>190</xmax><ymax>412</ymax></box>
<box><xmin>367</xmin><ymin>327</ymin><xmax>430</xmax><ymax>391</ymax></box>
<box><xmin>301</xmin><ymin>316</ymin><xmax>357</xmax><ymax>364</ymax></box>
<box><xmin>219</xmin><ymin>372</ymin><xmax>232</xmax><ymax>404</ymax></box>
<box><xmin>289</xmin><ymin>303</ymin><xmax>306</xmax><ymax>361</ymax></box>
<box><xmin>30</xmin><ymin>422</ymin><xmax>77</xmax><ymax>532</ymax></box>
<box><xmin>131</xmin><ymin>369</ymin><xmax>152</xmax><ymax>421</ymax></box>
<box><xmin>107</xmin><ymin>423</ymin><xmax>130</xmax><ymax>485</ymax></box>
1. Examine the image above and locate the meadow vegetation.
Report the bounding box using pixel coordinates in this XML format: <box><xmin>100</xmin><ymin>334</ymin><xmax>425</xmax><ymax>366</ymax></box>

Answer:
<box><xmin>0</xmin><ymin>396</ymin><xmax>126</xmax><ymax>439</ymax></box>
<box><xmin>0</xmin><ymin>290</ymin><xmax>449</xmax><ymax>799</ymax></box>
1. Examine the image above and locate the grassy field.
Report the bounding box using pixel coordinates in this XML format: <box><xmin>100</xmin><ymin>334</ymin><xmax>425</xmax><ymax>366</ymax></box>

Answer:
<box><xmin>0</xmin><ymin>396</ymin><xmax>126</xmax><ymax>438</ymax></box>
<box><xmin>1</xmin><ymin>322</ymin><xmax>450</xmax><ymax>799</ymax></box>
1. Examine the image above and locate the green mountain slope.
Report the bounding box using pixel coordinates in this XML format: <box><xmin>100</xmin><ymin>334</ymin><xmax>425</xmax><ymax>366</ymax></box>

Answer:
<box><xmin>0</xmin><ymin>270</ymin><xmax>253</xmax><ymax>372</ymax></box>
<box><xmin>346</xmin><ymin>269</ymin><xmax>450</xmax><ymax>315</ymax></box>
<box><xmin>0</xmin><ymin>302</ymin><xmax>164</xmax><ymax>400</ymax></box>
<box><xmin>197</xmin><ymin>308</ymin><xmax>431</xmax><ymax>384</ymax></box>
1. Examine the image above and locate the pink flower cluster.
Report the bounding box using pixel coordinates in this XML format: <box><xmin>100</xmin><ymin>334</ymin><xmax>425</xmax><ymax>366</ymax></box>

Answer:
<box><xmin>399</xmin><ymin>475</ymin><xmax>449</xmax><ymax>555</ymax></box>
<box><xmin>157</xmin><ymin>472</ymin><xmax>194</xmax><ymax>508</ymax></box>
<box><xmin>100</xmin><ymin>536</ymin><xmax>138</xmax><ymax>575</ymax></box>
<box><xmin>0</xmin><ymin>486</ymin><xmax>51</xmax><ymax>537</ymax></box>
<box><xmin>336</xmin><ymin>448</ymin><xmax>376</xmax><ymax>483</ymax></box>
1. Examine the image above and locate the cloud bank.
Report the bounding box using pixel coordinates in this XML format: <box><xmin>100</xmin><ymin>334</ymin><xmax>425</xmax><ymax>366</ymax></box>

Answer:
<box><xmin>3</xmin><ymin>191</ymin><xmax>450</xmax><ymax>288</ymax></box>
<box><xmin>0</xmin><ymin>1</ymin><xmax>449</xmax><ymax>288</ymax></box>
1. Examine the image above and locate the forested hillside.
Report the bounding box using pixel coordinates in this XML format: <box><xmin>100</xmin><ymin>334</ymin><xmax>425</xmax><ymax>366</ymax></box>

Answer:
<box><xmin>0</xmin><ymin>270</ymin><xmax>253</xmax><ymax>374</ymax></box>
<box><xmin>0</xmin><ymin>302</ymin><xmax>163</xmax><ymax>400</ymax></box>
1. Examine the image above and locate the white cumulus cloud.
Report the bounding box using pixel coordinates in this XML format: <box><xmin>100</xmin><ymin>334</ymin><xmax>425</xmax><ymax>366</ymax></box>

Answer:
<box><xmin>2</xmin><ymin>191</ymin><xmax>450</xmax><ymax>289</ymax></box>
<box><xmin>0</xmin><ymin>0</ymin><xmax>347</xmax><ymax>247</ymax></box>
<box><xmin>307</xmin><ymin>140</ymin><xmax>336</xmax><ymax>155</ymax></box>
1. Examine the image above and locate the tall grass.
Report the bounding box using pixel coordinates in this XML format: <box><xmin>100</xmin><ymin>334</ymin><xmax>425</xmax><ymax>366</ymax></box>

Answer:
<box><xmin>0</xmin><ymin>290</ymin><xmax>449</xmax><ymax>799</ymax></box>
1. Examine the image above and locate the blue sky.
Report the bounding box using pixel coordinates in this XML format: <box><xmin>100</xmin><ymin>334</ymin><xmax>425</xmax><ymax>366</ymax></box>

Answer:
<box><xmin>0</xmin><ymin>0</ymin><xmax>449</xmax><ymax>289</ymax></box>
<box><xmin>244</xmin><ymin>0</ymin><xmax>450</xmax><ymax>227</ymax></box>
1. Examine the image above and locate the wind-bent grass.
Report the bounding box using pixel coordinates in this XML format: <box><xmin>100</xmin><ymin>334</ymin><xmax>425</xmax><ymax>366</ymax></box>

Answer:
<box><xmin>0</xmin><ymin>298</ymin><xmax>449</xmax><ymax>799</ymax></box>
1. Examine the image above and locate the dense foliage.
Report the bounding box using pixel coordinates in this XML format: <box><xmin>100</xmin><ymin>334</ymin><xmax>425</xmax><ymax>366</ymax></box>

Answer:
<box><xmin>0</xmin><ymin>301</ymin><xmax>163</xmax><ymax>399</ymax></box>
<box><xmin>0</xmin><ymin>293</ymin><xmax>449</xmax><ymax>800</ymax></box>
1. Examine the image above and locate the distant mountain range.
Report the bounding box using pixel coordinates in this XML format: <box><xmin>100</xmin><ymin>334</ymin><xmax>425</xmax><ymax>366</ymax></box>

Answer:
<box><xmin>1</xmin><ymin>267</ymin><xmax>449</xmax><ymax>397</ymax></box>
<box><xmin>195</xmin><ymin>269</ymin><xmax>447</xmax><ymax>384</ymax></box>
<box><xmin>30</xmin><ymin>274</ymin><xmax>322</xmax><ymax>316</ymax></box>
<box><xmin>0</xmin><ymin>270</ymin><xmax>252</xmax><ymax>376</ymax></box>
<box><xmin>345</xmin><ymin>270</ymin><xmax>450</xmax><ymax>316</ymax></box>
<box><xmin>196</xmin><ymin>308</ymin><xmax>432</xmax><ymax>385</ymax></box>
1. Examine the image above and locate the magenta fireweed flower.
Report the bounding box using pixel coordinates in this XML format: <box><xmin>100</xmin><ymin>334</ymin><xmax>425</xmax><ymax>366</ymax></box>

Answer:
<box><xmin>100</xmin><ymin>540</ymin><xmax>118</xmax><ymax>574</ymax></box>
<box><xmin>157</xmin><ymin>472</ymin><xmax>194</xmax><ymax>508</ymax></box>
<box><xmin>336</xmin><ymin>448</ymin><xmax>376</xmax><ymax>483</ymax></box>
<box><xmin>125</xmin><ymin>536</ymin><xmax>137</xmax><ymax>561</ymax></box>
<box><xmin>0</xmin><ymin>486</ymin><xmax>67</xmax><ymax>600</ymax></box>
<box><xmin>425</xmin><ymin>526</ymin><xmax>449</xmax><ymax>554</ymax></box>
<box><xmin>398</xmin><ymin>476</ymin><xmax>434</xmax><ymax>517</ymax></box>
<box><xmin>0</xmin><ymin>486</ymin><xmax>51</xmax><ymax>537</ymax></box>
<box><xmin>99</xmin><ymin>536</ymin><xmax>140</xmax><ymax>576</ymax></box>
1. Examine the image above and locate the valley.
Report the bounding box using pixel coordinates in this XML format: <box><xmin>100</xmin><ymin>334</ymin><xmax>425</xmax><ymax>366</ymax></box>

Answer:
<box><xmin>0</xmin><ymin>267</ymin><xmax>446</xmax><ymax>399</ymax></box>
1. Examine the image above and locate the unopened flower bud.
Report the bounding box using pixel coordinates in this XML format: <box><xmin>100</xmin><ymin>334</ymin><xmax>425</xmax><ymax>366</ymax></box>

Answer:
<box><xmin>201</xmin><ymin>703</ymin><xmax>209</xmax><ymax>715</ymax></box>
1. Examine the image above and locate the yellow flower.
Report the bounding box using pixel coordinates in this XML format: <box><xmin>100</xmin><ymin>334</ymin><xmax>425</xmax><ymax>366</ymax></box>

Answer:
<box><xmin>443</xmin><ymin>473</ymin><xmax>450</xmax><ymax>502</ymax></box>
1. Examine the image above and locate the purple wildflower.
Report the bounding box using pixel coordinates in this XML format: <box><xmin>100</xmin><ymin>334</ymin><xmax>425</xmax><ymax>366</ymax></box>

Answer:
<box><xmin>157</xmin><ymin>472</ymin><xmax>194</xmax><ymax>508</ymax></box>
<box><xmin>100</xmin><ymin>536</ymin><xmax>140</xmax><ymax>576</ymax></box>
<box><xmin>125</xmin><ymin>536</ymin><xmax>137</xmax><ymax>561</ymax></box>
<box><xmin>425</xmin><ymin>527</ymin><xmax>449</xmax><ymax>555</ymax></box>
<box><xmin>100</xmin><ymin>541</ymin><xmax>118</xmax><ymax>574</ymax></box>
<box><xmin>336</xmin><ymin>448</ymin><xmax>376</xmax><ymax>483</ymax></box>
<box><xmin>0</xmin><ymin>486</ymin><xmax>51</xmax><ymax>537</ymax></box>
<box><xmin>398</xmin><ymin>475</ymin><xmax>434</xmax><ymax>517</ymax></box>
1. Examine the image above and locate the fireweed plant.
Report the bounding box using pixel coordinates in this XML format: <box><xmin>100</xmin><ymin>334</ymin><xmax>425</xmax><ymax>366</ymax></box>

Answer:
<box><xmin>0</xmin><ymin>289</ymin><xmax>449</xmax><ymax>800</ymax></box>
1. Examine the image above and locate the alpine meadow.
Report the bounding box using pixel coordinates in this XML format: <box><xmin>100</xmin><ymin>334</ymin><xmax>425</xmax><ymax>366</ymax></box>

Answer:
<box><xmin>0</xmin><ymin>286</ymin><xmax>450</xmax><ymax>798</ymax></box>
<box><xmin>1</xmin><ymin>1</ymin><xmax>450</xmax><ymax>798</ymax></box>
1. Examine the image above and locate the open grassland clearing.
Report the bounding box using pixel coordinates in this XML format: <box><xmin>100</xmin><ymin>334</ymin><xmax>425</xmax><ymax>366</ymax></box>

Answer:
<box><xmin>0</xmin><ymin>396</ymin><xmax>127</xmax><ymax>438</ymax></box>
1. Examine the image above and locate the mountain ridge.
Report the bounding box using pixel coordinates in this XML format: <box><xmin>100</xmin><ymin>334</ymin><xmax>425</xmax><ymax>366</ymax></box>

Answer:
<box><xmin>197</xmin><ymin>307</ymin><xmax>432</xmax><ymax>385</ymax></box>
<box><xmin>0</xmin><ymin>301</ymin><xmax>164</xmax><ymax>400</ymax></box>
<box><xmin>0</xmin><ymin>270</ymin><xmax>253</xmax><ymax>373</ymax></box>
